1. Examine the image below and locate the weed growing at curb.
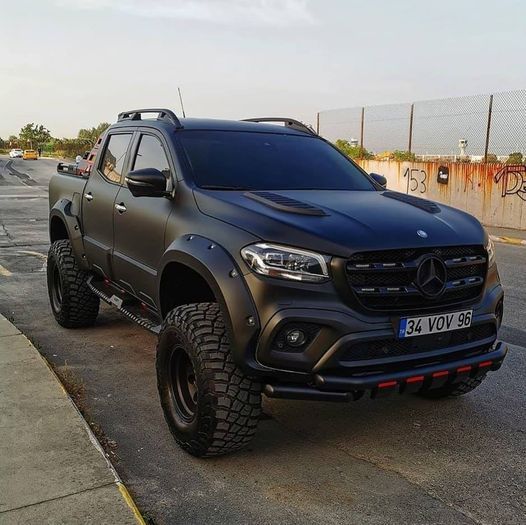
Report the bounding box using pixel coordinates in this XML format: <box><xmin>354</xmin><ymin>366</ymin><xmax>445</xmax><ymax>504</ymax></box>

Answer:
<box><xmin>50</xmin><ymin>361</ymin><xmax>119</xmax><ymax>463</ymax></box>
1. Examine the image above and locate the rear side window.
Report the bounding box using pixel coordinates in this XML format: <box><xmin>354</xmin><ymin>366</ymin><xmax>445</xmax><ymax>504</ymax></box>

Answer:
<box><xmin>100</xmin><ymin>133</ymin><xmax>132</xmax><ymax>183</ymax></box>
<box><xmin>132</xmin><ymin>135</ymin><xmax>171</xmax><ymax>178</ymax></box>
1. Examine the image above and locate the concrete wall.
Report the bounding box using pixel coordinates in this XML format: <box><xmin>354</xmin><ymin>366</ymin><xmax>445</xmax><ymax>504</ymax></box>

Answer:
<box><xmin>357</xmin><ymin>160</ymin><xmax>526</xmax><ymax>230</ymax></box>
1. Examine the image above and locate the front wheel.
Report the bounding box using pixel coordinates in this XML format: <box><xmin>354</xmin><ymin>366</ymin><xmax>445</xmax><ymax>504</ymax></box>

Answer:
<box><xmin>156</xmin><ymin>303</ymin><xmax>262</xmax><ymax>457</ymax></box>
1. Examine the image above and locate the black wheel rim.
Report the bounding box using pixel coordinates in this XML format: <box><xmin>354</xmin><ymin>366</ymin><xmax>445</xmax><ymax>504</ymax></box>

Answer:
<box><xmin>169</xmin><ymin>347</ymin><xmax>197</xmax><ymax>423</ymax></box>
<box><xmin>51</xmin><ymin>264</ymin><xmax>63</xmax><ymax>312</ymax></box>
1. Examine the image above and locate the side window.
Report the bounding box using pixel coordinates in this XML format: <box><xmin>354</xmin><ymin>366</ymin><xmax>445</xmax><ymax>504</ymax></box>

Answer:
<box><xmin>99</xmin><ymin>134</ymin><xmax>132</xmax><ymax>183</ymax></box>
<box><xmin>133</xmin><ymin>135</ymin><xmax>171</xmax><ymax>179</ymax></box>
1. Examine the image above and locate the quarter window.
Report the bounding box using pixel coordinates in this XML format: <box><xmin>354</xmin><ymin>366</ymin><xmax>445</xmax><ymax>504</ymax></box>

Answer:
<box><xmin>100</xmin><ymin>134</ymin><xmax>132</xmax><ymax>183</ymax></box>
<box><xmin>133</xmin><ymin>135</ymin><xmax>171</xmax><ymax>179</ymax></box>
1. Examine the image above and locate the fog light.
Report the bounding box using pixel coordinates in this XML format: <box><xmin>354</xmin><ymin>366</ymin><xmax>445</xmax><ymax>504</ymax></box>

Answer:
<box><xmin>286</xmin><ymin>329</ymin><xmax>306</xmax><ymax>347</ymax></box>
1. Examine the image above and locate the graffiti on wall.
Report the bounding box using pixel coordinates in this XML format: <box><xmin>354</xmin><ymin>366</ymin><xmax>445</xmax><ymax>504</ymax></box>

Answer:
<box><xmin>494</xmin><ymin>165</ymin><xmax>526</xmax><ymax>201</ymax></box>
<box><xmin>403</xmin><ymin>167</ymin><xmax>427</xmax><ymax>194</ymax></box>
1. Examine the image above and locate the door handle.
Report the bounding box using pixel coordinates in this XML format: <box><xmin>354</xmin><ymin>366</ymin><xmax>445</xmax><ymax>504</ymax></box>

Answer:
<box><xmin>115</xmin><ymin>203</ymin><xmax>127</xmax><ymax>214</ymax></box>
<box><xmin>85</xmin><ymin>192</ymin><xmax>93</xmax><ymax>201</ymax></box>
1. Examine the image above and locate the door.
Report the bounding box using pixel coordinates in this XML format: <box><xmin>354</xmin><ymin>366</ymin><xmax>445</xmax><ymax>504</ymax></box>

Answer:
<box><xmin>112</xmin><ymin>131</ymin><xmax>175</xmax><ymax>306</ymax></box>
<box><xmin>82</xmin><ymin>132</ymin><xmax>133</xmax><ymax>278</ymax></box>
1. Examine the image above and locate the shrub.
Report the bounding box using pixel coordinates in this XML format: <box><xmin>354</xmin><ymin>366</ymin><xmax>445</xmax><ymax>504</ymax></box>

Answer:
<box><xmin>391</xmin><ymin>150</ymin><xmax>416</xmax><ymax>162</ymax></box>
<box><xmin>334</xmin><ymin>139</ymin><xmax>374</xmax><ymax>159</ymax></box>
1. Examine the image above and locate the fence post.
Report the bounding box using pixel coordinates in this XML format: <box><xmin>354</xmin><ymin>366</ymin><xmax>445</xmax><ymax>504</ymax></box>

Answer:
<box><xmin>316</xmin><ymin>112</ymin><xmax>320</xmax><ymax>134</ymax></box>
<box><xmin>360</xmin><ymin>107</ymin><xmax>365</xmax><ymax>154</ymax></box>
<box><xmin>484</xmin><ymin>94</ymin><xmax>493</xmax><ymax>163</ymax></box>
<box><xmin>408</xmin><ymin>103</ymin><xmax>414</xmax><ymax>153</ymax></box>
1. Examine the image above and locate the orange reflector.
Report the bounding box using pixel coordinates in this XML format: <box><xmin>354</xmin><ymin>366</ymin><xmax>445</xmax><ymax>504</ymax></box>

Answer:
<box><xmin>432</xmin><ymin>370</ymin><xmax>449</xmax><ymax>378</ymax></box>
<box><xmin>378</xmin><ymin>380</ymin><xmax>397</xmax><ymax>388</ymax></box>
<box><xmin>457</xmin><ymin>366</ymin><xmax>471</xmax><ymax>373</ymax></box>
<box><xmin>479</xmin><ymin>361</ymin><xmax>492</xmax><ymax>368</ymax></box>
<box><xmin>406</xmin><ymin>375</ymin><xmax>425</xmax><ymax>383</ymax></box>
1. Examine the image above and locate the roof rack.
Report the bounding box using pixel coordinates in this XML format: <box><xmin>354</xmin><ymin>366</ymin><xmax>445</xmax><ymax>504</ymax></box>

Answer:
<box><xmin>117</xmin><ymin>108</ymin><xmax>183</xmax><ymax>129</ymax></box>
<box><xmin>242</xmin><ymin>117</ymin><xmax>317</xmax><ymax>136</ymax></box>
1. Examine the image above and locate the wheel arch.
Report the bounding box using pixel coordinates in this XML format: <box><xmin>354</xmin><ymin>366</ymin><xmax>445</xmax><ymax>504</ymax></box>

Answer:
<box><xmin>49</xmin><ymin>199</ymin><xmax>89</xmax><ymax>269</ymax></box>
<box><xmin>157</xmin><ymin>235</ymin><xmax>260</xmax><ymax>369</ymax></box>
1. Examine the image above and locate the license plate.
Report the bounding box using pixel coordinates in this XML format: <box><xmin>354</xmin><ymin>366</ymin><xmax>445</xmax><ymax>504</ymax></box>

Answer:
<box><xmin>398</xmin><ymin>310</ymin><xmax>472</xmax><ymax>338</ymax></box>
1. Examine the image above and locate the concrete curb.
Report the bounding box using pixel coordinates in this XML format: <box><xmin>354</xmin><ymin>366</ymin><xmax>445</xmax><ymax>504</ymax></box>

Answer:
<box><xmin>40</xmin><ymin>349</ymin><xmax>146</xmax><ymax>525</ymax></box>
<box><xmin>0</xmin><ymin>315</ymin><xmax>145</xmax><ymax>524</ymax></box>
<box><xmin>490</xmin><ymin>234</ymin><xmax>526</xmax><ymax>246</ymax></box>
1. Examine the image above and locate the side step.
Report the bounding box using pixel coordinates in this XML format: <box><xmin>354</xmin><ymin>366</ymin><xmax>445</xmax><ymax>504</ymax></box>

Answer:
<box><xmin>87</xmin><ymin>276</ymin><xmax>161</xmax><ymax>334</ymax></box>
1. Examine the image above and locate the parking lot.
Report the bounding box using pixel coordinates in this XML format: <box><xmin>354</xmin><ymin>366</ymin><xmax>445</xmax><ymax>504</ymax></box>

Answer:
<box><xmin>0</xmin><ymin>155</ymin><xmax>524</xmax><ymax>525</ymax></box>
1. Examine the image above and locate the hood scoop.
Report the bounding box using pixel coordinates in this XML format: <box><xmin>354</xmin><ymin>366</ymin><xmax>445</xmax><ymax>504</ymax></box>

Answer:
<box><xmin>382</xmin><ymin>191</ymin><xmax>441</xmax><ymax>214</ymax></box>
<box><xmin>245</xmin><ymin>191</ymin><xmax>328</xmax><ymax>216</ymax></box>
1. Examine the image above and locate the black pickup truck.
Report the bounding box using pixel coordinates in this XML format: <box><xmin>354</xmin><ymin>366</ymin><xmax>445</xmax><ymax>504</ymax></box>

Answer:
<box><xmin>47</xmin><ymin>108</ymin><xmax>506</xmax><ymax>457</ymax></box>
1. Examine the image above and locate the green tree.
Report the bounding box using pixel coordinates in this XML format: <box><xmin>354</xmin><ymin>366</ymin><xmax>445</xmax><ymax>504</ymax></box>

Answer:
<box><xmin>19</xmin><ymin>123</ymin><xmax>51</xmax><ymax>149</ymax></box>
<box><xmin>506</xmin><ymin>152</ymin><xmax>523</xmax><ymax>165</ymax></box>
<box><xmin>8</xmin><ymin>135</ymin><xmax>19</xmax><ymax>147</ymax></box>
<box><xmin>77</xmin><ymin>122</ymin><xmax>110</xmax><ymax>147</ymax></box>
<box><xmin>334</xmin><ymin>139</ymin><xmax>374</xmax><ymax>160</ymax></box>
<box><xmin>485</xmin><ymin>153</ymin><xmax>499</xmax><ymax>163</ymax></box>
<box><xmin>52</xmin><ymin>138</ymin><xmax>90</xmax><ymax>159</ymax></box>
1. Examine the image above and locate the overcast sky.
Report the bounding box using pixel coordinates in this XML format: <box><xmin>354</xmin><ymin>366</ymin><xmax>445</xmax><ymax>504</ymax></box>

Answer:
<box><xmin>1</xmin><ymin>0</ymin><xmax>525</xmax><ymax>138</ymax></box>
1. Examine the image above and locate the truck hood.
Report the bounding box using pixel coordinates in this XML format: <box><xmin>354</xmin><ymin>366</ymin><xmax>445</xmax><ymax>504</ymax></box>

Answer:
<box><xmin>193</xmin><ymin>189</ymin><xmax>486</xmax><ymax>257</ymax></box>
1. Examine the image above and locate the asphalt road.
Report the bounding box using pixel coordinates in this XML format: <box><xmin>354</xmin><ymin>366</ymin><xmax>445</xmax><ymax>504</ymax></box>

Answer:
<box><xmin>0</xmin><ymin>155</ymin><xmax>525</xmax><ymax>525</ymax></box>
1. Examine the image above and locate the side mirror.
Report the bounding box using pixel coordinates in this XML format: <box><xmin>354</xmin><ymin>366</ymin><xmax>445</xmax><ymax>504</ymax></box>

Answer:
<box><xmin>125</xmin><ymin>168</ymin><xmax>168</xmax><ymax>197</ymax></box>
<box><xmin>370</xmin><ymin>172</ymin><xmax>387</xmax><ymax>188</ymax></box>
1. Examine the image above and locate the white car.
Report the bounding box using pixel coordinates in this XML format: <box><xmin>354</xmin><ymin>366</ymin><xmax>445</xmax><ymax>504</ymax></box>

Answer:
<box><xmin>9</xmin><ymin>149</ymin><xmax>23</xmax><ymax>158</ymax></box>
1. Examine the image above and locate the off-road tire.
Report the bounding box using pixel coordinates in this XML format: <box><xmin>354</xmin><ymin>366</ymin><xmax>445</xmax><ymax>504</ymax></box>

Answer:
<box><xmin>156</xmin><ymin>303</ymin><xmax>262</xmax><ymax>457</ymax></box>
<box><xmin>418</xmin><ymin>374</ymin><xmax>487</xmax><ymax>399</ymax></box>
<box><xmin>47</xmin><ymin>239</ymin><xmax>99</xmax><ymax>328</ymax></box>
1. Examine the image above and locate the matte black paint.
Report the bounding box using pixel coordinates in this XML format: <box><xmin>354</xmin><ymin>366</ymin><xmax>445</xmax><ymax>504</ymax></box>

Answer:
<box><xmin>48</xmin><ymin>114</ymin><xmax>505</xmax><ymax>393</ymax></box>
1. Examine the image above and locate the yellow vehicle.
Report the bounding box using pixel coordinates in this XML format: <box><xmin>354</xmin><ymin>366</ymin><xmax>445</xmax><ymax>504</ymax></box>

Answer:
<box><xmin>23</xmin><ymin>149</ymin><xmax>38</xmax><ymax>160</ymax></box>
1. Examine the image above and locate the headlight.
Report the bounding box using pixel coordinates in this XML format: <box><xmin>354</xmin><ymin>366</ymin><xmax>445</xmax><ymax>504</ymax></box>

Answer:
<box><xmin>241</xmin><ymin>243</ymin><xmax>330</xmax><ymax>282</ymax></box>
<box><xmin>486</xmin><ymin>236</ymin><xmax>496</xmax><ymax>266</ymax></box>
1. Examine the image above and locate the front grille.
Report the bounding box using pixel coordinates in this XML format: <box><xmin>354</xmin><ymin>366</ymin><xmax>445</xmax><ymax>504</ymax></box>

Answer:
<box><xmin>341</xmin><ymin>323</ymin><xmax>496</xmax><ymax>362</ymax></box>
<box><xmin>346</xmin><ymin>246</ymin><xmax>487</xmax><ymax>312</ymax></box>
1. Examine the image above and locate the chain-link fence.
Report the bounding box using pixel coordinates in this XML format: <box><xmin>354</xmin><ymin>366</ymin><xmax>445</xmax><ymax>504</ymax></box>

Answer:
<box><xmin>318</xmin><ymin>89</ymin><xmax>526</xmax><ymax>162</ymax></box>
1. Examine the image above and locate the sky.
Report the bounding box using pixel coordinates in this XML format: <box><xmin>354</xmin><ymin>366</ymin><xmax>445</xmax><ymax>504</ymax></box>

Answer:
<box><xmin>1</xmin><ymin>0</ymin><xmax>525</xmax><ymax>138</ymax></box>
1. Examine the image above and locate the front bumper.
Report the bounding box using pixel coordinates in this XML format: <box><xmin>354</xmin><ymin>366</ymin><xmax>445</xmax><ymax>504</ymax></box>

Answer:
<box><xmin>241</xmin><ymin>261</ymin><xmax>505</xmax><ymax>391</ymax></box>
<box><xmin>264</xmin><ymin>342</ymin><xmax>507</xmax><ymax>401</ymax></box>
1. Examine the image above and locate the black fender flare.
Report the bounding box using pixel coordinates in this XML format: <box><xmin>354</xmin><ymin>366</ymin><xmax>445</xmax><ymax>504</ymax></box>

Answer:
<box><xmin>157</xmin><ymin>235</ymin><xmax>260</xmax><ymax>371</ymax></box>
<box><xmin>49</xmin><ymin>198</ymin><xmax>89</xmax><ymax>270</ymax></box>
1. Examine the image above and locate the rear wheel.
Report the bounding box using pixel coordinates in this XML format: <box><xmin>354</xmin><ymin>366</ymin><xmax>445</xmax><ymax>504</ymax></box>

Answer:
<box><xmin>156</xmin><ymin>303</ymin><xmax>262</xmax><ymax>457</ymax></box>
<box><xmin>47</xmin><ymin>239</ymin><xmax>99</xmax><ymax>328</ymax></box>
<box><xmin>418</xmin><ymin>374</ymin><xmax>487</xmax><ymax>399</ymax></box>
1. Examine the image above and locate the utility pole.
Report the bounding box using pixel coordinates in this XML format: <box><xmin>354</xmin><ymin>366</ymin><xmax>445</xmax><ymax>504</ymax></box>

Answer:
<box><xmin>360</xmin><ymin>107</ymin><xmax>365</xmax><ymax>151</ymax></box>
<box><xmin>484</xmin><ymin>94</ymin><xmax>493</xmax><ymax>163</ymax></box>
<box><xmin>408</xmin><ymin>103</ymin><xmax>414</xmax><ymax>153</ymax></box>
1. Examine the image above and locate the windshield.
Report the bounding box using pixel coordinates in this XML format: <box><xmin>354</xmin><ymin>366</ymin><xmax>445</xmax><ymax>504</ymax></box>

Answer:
<box><xmin>179</xmin><ymin>130</ymin><xmax>375</xmax><ymax>191</ymax></box>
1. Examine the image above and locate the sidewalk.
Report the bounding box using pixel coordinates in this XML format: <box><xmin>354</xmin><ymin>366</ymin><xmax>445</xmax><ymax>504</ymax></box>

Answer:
<box><xmin>486</xmin><ymin>226</ymin><xmax>526</xmax><ymax>246</ymax></box>
<box><xmin>0</xmin><ymin>315</ymin><xmax>144</xmax><ymax>524</ymax></box>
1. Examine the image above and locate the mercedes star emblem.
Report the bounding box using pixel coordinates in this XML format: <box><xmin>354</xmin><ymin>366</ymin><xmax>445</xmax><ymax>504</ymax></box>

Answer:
<box><xmin>416</xmin><ymin>256</ymin><xmax>447</xmax><ymax>297</ymax></box>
